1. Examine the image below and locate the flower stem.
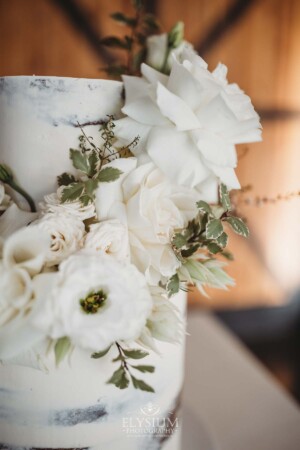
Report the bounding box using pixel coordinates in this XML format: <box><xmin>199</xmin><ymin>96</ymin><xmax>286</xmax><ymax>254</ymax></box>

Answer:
<box><xmin>8</xmin><ymin>179</ymin><xmax>36</xmax><ymax>212</ymax></box>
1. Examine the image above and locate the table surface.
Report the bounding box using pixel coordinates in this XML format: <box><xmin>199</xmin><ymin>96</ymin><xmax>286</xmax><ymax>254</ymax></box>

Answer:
<box><xmin>181</xmin><ymin>312</ymin><xmax>300</xmax><ymax>450</ymax></box>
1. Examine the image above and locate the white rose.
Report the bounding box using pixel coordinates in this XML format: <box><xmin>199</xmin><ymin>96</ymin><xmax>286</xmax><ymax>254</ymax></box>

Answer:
<box><xmin>40</xmin><ymin>187</ymin><xmax>96</xmax><ymax>221</ymax></box>
<box><xmin>34</xmin><ymin>212</ymin><xmax>85</xmax><ymax>266</ymax></box>
<box><xmin>146</xmin><ymin>33</ymin><xmax>194</xmax><ymax>73</ymax></box>
<box><xmin>96</xmin><ymin>159</ymin><xmax>198</xmax><ymax>284</ymax></box>
<box><xmin>33</xmin><ymin>252</ymin><xmax>152</xmax><ymax>353</ymax></box>
<box><xmin>114</xmin><ymin>48</ymin><xmax>262</xmax><ymax>201</ymax></box>
<box><xmin>84</xmin><ymin>219</ymin><xmax>130</xmax><ymax>262</ymax></box>
<box><xmin>0</xmin><ymin>182</ymin><xmax>11</xmax><ymax>212</ymax></box>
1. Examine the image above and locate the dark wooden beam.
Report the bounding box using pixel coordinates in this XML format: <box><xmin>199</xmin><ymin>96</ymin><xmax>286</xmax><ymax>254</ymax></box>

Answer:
<box><xmin>50</xmin><ymin>0</ymin><xmax>115</xmax><ymax>64</ymax></box>
<box><xmin>197</xmin><ymin>0</ymin><xmax>257</xmax><ymax>56</ymax></box>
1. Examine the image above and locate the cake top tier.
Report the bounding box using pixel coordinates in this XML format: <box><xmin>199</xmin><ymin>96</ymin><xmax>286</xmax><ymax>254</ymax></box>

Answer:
<box><xmin>0</xmin><ymin>76</ymin><xmax>123</xmax><ymax>204</ymax></box>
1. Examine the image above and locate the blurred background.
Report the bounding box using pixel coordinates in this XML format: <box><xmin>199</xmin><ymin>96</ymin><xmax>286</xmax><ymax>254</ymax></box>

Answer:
<box><xmin>0</xmin><ymin>0</ymin><xmax>299</xmax><ymax>399</ymax></box>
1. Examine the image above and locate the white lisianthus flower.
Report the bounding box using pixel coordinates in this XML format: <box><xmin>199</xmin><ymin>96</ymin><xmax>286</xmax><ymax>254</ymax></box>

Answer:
<box><xmin>40</xmin><ymin>187</ymin><xmax>96</xmax><ymax>221</ymax></box>
<box><xmin>114</xmin><ymin>48</ymin><xmax>262</xmax><ymax>202</ymax></box>
<box><xmin>0</xmin><ymin>182</ymin><xmax>11</xmax><ymax>212</ymax></box>
<box><xmin>96</xmin><ymin>159</ymin><xmax>198</xmax><ymax>284</ymax></box>
<box><xmin>146</xmin><ymin>33</ymin><xmax>195</xmax><ymax>73</ymax></box>
<box><xmin>33</xmin><ymin>252</ymin><xmax>152</xmax><ymax>353</ymax></box>
<box><xmin>84</xmin><ymin>219</ymin><xmax>130</xmax><ymax>262</ymax></box>
<box><xmin>34</xmin><ymin>212</ymin><xmax>85</xmax><ymax>266</ymax></box>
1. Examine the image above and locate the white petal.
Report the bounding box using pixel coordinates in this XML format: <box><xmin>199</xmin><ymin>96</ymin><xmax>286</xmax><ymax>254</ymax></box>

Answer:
<box><xmin>95</xmin><ymin>157</ymin><xmax>137</xmax><ymax>222</ymax></box>
<box><xmin>195</xmin><ymin>175</ymin><xmax>219</xmax><ymax>203</ymax></box>
<box><xmin>122</xmin><ymin>95</ymin><xmax>169</xmax><ymax>126</ymax></box>
<box><xmin>211</xmin><ymin>166</ymin><xmax>241</xmax><ymax>190</ymax></box>
<box><xmin>192</xmin><ymin>129</ymin><xmax>237</xmax><ymax>167</ymax></box>
<box><xmin>156</xmin><ymin>82</ymin><xmax>200</xmax><ymax>131</ymax></box>
<box><xmin>0</xmin><ymin>204</ymin><xmax>38</xmax><ymax>239</ymax></box>
<box><xmin>141</xmin><ymin>62</ymin><xmax>168</xmax><ymax>86</ymax></box>
<box><xmin>122</xmin><ymin>75</ymin><xmax>149</xmax><ymax>104</ymax></box>
<box><xmin>147</xmin><ymin>127</ymin><xmax>211</xmax><ymax>187</ymax></box>
<box><xmin>114</xmin><ymin>117</ymin><xmax>151</xmax><ymax>154</ymax></box>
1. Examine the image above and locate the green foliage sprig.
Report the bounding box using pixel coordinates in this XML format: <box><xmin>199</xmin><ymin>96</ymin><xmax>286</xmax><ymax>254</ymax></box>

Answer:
<box><xmin>58</xmin><ymin>116</ymin><xmax>139</xmax><ymax>206</ymax></box>
<box><xmin>92</xmin><ymin>342</ymin><xmax>155</xmax><ymax>392</ymax></box>
<box><xmin>168</xmin><ymin>184</ymin><xmax>249</xmax><ymax>296</ymax></box>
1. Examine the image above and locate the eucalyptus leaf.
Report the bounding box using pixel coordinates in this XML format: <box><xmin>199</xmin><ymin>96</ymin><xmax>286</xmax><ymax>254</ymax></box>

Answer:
<box><xmin>219</xmin><ymin>184</ymin><xmax>231</xmax><ymax>211</ymax></box>
<box><xmin>225</xmin><ymin>217</ymin><xmax>249</xmax><ymax>238</ymax></box>
<box><xmin>123</xmin><ymin>349</ymin><xmax>149</xmax><ymax>359</ymax></box>
<box><xmin>61</xmin><ymin>182</ymin><xmax>85</xmax><ymax>203</ymax></box>
<box><xmin>91</xmin><ymin>346</ymin><xmax>112</xmax><ymax>359</ymax></box>
<box><xmin>54</xmin><ymin>337</ymin><xmax>71</xmax><ymax>366</ymax></box>
<box><xmin>196</xmin><ymin>200</ymin><xmax>212</xmax><ymax>214</ymax></box>
<box><xmin>131</xmin><ymin>365</ymin><xmax>155</xmax><ymax>373</ymax></box>
<box><xmin>97</xmin><ymin>167</ymin><xmax>123</xmax><ymax>183</ymax></box>
<box><xmin>206</xmin><ymin>219</ymin><xmax>223</xmax><ymax>239</ymax></box>
<box><xmin>107</xmin><ymin>366</ymin><xmax>129</xmax><ymax>389</ymax></box>
<box><xmin>131</xmin><ymin>375</ymin><xmax>155</xmax><ymax>393</ymax></box>
<box><xmin>167</xmin><ymin>273</ymin><xmax>180</xmax><ymax>297</ymax></box>
<box><xmin>57</xmin><ymin>172</ymin><xmax>76</xmax><ymax>187</ymax></box>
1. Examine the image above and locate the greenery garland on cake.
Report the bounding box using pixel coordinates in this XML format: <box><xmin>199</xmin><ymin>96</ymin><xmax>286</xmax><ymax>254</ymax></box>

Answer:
<box><xmin>0</xmin><ymin>0</ymin><xmax>262</xmax><ymax>392</ymax></box>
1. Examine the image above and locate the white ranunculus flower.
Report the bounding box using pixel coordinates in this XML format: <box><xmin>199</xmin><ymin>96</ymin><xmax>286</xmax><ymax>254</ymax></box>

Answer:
<box><xmin>2</xmin><ymin>226</ymin><xmax>51</xmax><ymax>276</ymax></box>
<box><xmin>33</xmin><ymin>252</ymin><xmax>152</xmax><ymax>353</ymax></box>
<box><xmin>96</xmin><ymin>159</ymin><xmax>198</xmax><ymax>284</ymax></box>
<box><xmin>34</xmin><ymin>212</ymin><xmax>85</xmax><ymax>267</ymax></box>
<box><xmin>114</xmin><ymin>48</ymin><xmax>262</xmax><ymax>201</ymax></box>
<box><xmin>84</xmin><ymin>219</ymin><xmax>130</xmax><ymax>262</ymax></box>
<box><xmin>0</xmin><ymin>182</ymin><xmax>11</xmax><ymax>212</ymax></box>
<box><xmin>40</xmin><ymin>187</ymin><xmax>96</xmax><ymax>221</ymax></box>
<box><xmin>146</xmin><ymin>33</ymin><xmax>195</xmax><ymax>73</ymax></box>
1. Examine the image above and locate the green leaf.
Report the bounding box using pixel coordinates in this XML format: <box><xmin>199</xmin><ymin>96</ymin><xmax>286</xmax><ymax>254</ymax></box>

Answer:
<box><xmin>100</xmin><ymin>36</ymin><xmax>131</xmax><ymax>49</ymax></box>
<box><xmin>84</xmin><ymin>178</ymin><xmax>98</xmax><ymax>196</ymax></box>
<box><xmin>181</xmin><ymin>244</ymin><xmax>200</xmax><ymax>258</ymax></box>
<box><xmin>54</xmin><ymin>337</ymin><xmax>71</xmax><ymax>366</ymax></box>
<box><xmin>97</xmin><ymin>167</ymin><xmax>123</xmax><ymax>183</ymax></box>
<box><xmin>103</xmin><ymin>65</ymin><xmax>128</xmax><ymax>77</ymax></box>
<box><xmin>132</xmin><ymin>0</ymin><xmax>144</xmax><ymax>10</ymax></box>
<box><xmin>216</xmin><ymin>232</ymin><xmax>228</xmax><ymax>248</ymax></box>
<box><xmin>61</xmin><ymin>182</ymin><xmax>85</xmax><ymax>203</ymax></box>
<box><xmin>57</xmin><ymin>172</ymin><xmax>76</xmax><ymax>187</ymax></box>
<box><xmin>207</xmin><ymin>242</ymin><xmax>222</xmax><ymax>254</ymax></box>
<box><xmin>123</xmin><ymin>349</ymin><xmax>149</xmax><ymax>359</ymax></box>
<box><xmin>88</xmin><ymin>150</ymin><xmax>99</xmax><ymax>177</ymax></box>
<box><xmin>91</xmin><ymin>346</ymin><xmax>112</xmax><ymax>359</ymax></box>
<box><xmin>225</xmin><ymin>216</ymin><xmax>250</xmax><ymax>238</ymax></box>
<box><xmin>80</xmin><ymin>194</ymin><xmax>92</xmax><ymax>207</ymax></box>
<box><xmin>221</xmin><ymin>250</ymin><xmax>234</xmax><ymax>261</ymax></box>
<box><xmin>143</xmin><ymin>14</ymin><xmax>160</xmax><ymax>31</ymax></box>
<box><xmin>196</xmin><ymin>200</ymin><xmax>212</xmax><ymax>214</ymax></box>
<box><xmin>167</xmin><ymin>273</ymin><xmax>180</xmax><ymax>297</ymax></box>
<box><xmin>168</xmin><ymin>21</ymin><xmax>184</xmax><ymax>48</ymax></box>
<box><xmin>131</xmin><ymin>365</ymin><xmax>155</xmax><ymax>373</ymax></box>
<box><xmin>133</xmin><ymin>48</ymin><xmax>147</xmax><ymax>71</ymax></box>
<box><xmin>107</xmin><ymin>366</ymin><xmax>129</xmax><ymax>389</ymax></box>
<box><xmin>172</xmin><ymin>232</ymin><xmax>187</xmax><ymax>249</ymax></box>
<box><xmin>131</xmin><ymin>375</ymin><xmax>155</xmax><ymax>393</ymax></box>
<box><xmin>206</xmin><ymin>219</ymin><xmax>223</xmax><ymax>239</ymax></box>
<box><xmin>219</xmin><ymin>184</ymin><xmax>231</xmax><ymax>211</ymax></box>
<box><xmin>70</xmin><ymin>149</ymin><xmax>90</xmax><ymax>174</ymax></box>
<box><xmin>110</xmin><ymin>12</ymin><xmax>137</xmax><ymax>27</ymax></box>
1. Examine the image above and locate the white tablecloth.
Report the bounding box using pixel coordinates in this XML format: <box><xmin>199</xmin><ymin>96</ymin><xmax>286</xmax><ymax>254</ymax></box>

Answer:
<box><xmin>182</xmin><ymin>312</ymin><xmax>300</xmax><ymax>450</ymax></box>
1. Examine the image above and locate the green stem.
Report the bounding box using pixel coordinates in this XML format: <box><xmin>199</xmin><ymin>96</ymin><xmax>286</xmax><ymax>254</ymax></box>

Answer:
<box><xmin>8</xmin><ymin>180</ymin><xmax>36</xmax><ymax>212</ymax></box>
<box><xmin>161</xmin><ymin>46</ymin><xmax>171</xmax><ymax>74</ymax></box>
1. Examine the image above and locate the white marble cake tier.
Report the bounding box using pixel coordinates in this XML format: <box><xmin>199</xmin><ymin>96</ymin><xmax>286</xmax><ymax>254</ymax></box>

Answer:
<box><xmin>0</xmin><ymin>77</ymin><xmax>186</xmax><ymax>449</ymax></box>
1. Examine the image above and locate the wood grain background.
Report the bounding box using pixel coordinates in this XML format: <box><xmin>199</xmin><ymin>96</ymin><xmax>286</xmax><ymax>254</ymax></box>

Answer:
<box><xmin>0</xmin><ymin>0</ymin><xmax>299</xmax><ymax>308</ymax></box>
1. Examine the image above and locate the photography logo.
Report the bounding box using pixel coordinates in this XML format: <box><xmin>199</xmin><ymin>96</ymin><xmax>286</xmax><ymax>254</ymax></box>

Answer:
<box><xmin>122</xmin><ymin>402</ymin><xmax>179</xmax><ymax>438</ymax></box>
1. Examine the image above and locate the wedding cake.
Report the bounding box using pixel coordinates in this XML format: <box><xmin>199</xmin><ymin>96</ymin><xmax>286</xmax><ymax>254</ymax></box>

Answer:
<box><xmin>0</xmin><ymin>6</ymin><xmax>261</xmax><ymax>450</ymax></box>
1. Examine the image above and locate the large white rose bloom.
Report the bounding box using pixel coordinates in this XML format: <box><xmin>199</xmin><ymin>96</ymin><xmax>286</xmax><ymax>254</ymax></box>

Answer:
<box><xmin>114</xmin><ymin>48</ymin><xmax>262</xmax><ymax>202</ymax></box>
<box><xmin>95</xmin><ymin>158</ymin><xmax>198</xmax><ymax>284</ymax></box>
<box><xmin>33</xmin><ymin>252</ymin><xmax>153</xmax><ymax>353</ymax></box>
<box><xmin>84</xmin><ymin>219</ymin><xmax>130</xmax><ymax>262</ymax></box>
<box><xmin>34</xmin><ymin>212</ymin><xmax>85</xmax><ymax>266</ymax></box>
